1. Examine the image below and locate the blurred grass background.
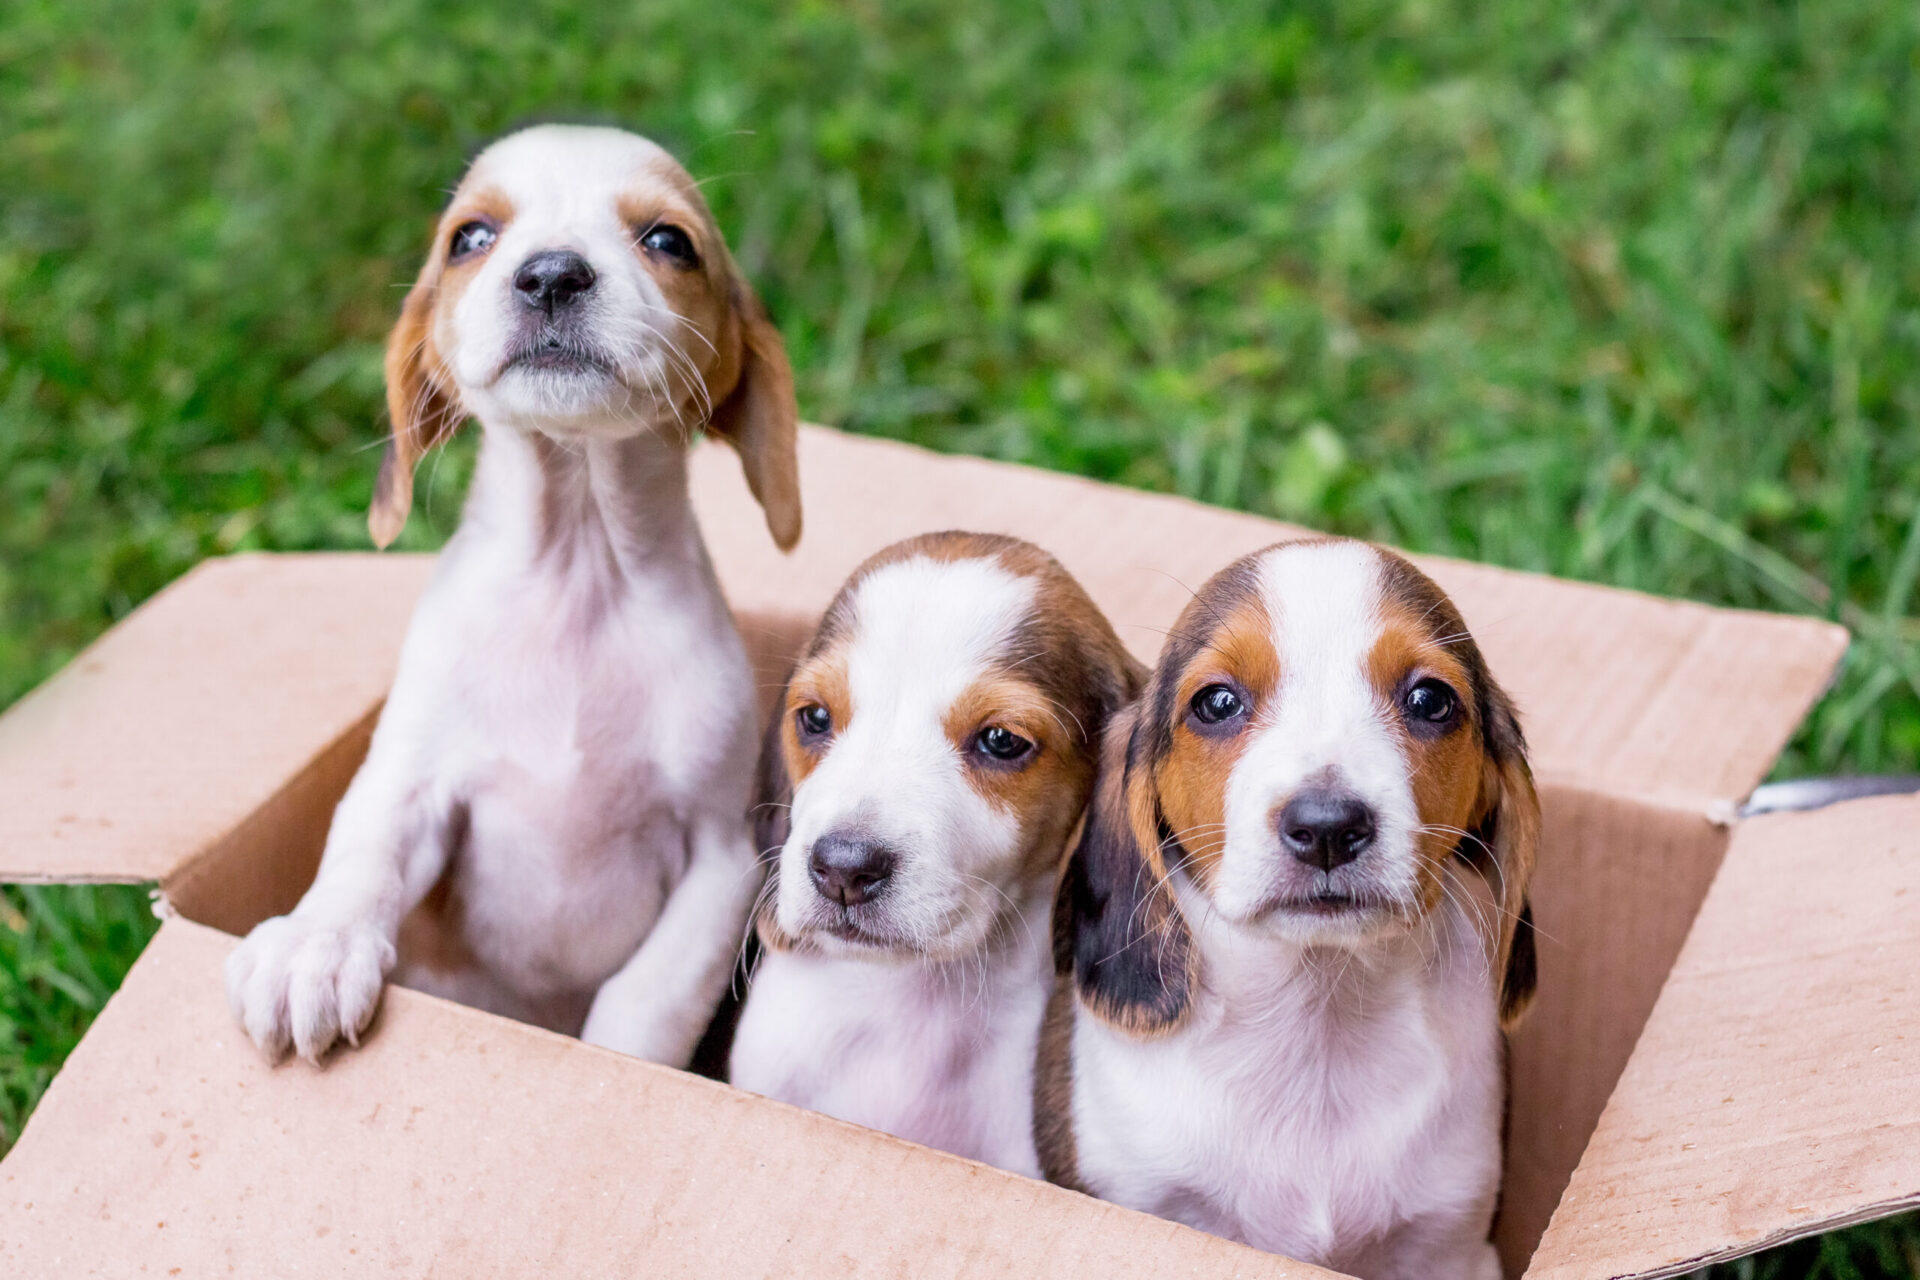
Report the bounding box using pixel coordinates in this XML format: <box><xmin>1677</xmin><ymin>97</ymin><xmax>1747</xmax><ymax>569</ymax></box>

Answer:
<box><xmin>2</xmin><ymin>0</ymin><xmax>1917</xmax><ymax>1270</ymax></box>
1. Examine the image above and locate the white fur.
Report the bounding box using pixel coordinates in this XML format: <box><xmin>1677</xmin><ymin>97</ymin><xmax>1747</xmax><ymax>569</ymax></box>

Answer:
<box><xmin>1063</xmin><ymin>542</ymin><xmax>1505</xmax><ymax>1280</ymax></box>
<box><xmin>730</xmin><ymin>891</ymin><xmax>1052</xmax><ymax>1177</ymax></box>
<box><xmin>226</xmin><ymin>127</ymin><xmax>765</xmax><ymax>1067</ymax></box>
<box><xmin>731</xmin><ymin>554</ymin><xmax>1053</xmax><ymax>1175</ymax></box>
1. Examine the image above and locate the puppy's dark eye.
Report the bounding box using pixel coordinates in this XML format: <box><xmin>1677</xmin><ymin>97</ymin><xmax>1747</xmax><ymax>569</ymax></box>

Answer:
<box><xmin>449</xmin><ymin>219</ymin><xmax>498</xmax><ymax>262</ymax></box>
<box><xmin>976</xmin><ymin>726</ymin><xmax>1033</xmax><ymax>762</ymax></box>
<box><xmin>1189</xmin><ymin>683</ymin><xmax>1245</xmax><ymax>726</ymax></box>
<box><xmin>796</xmin><ymin>704</ymin><xmax>832</xmax><ymax>739</ymax></box>
<box><xmin>1403</xmin><ymin>678</ymin><xmax>1458</xmax><ymax>725</ymax></box>
<box><xmin>638</xmin><ymin>223</ymin><xmax>699</xmax><ymax>268</ymax></box>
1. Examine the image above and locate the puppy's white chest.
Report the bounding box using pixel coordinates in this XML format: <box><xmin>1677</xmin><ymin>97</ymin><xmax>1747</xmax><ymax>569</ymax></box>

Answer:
<box><xmin>732</xmin><ymin>950</ymin><xmax>1047</xmax><ymax>1177</ymax></box>
<box><xmin>399</xmin><ymin>553</ymin><xmax>753</xmax><ymax>993</ymax></box>
<box><xmin>1073</xmin><ymin>973</ymin><xmax>1503</xmax><ymax>1272</ymax></box>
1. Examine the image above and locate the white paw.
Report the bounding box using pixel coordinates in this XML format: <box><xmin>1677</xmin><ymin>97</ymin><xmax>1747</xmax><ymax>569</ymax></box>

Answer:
<box><xmin>225</xmin><ymin>915</ymin><xmax>396</xmax><ymax>1064</ymax></box>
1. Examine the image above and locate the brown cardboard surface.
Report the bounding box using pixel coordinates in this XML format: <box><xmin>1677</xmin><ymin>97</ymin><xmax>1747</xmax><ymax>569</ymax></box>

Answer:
<box><xmin>0</xmin><ymin>918</ymin><xmax>1337</xmax><ymax>1280</ymax></box>
<box><xmin>1498</xmin><ymin>787</ymin><xmax>1732</xmax><ymax>1273</ymax></box>
<box><xmin>0</xmin><ymin>427</ymin><xmax>1865</xmax><ymax>1279</ymax></box>
<box><xmin>0</xmin><ymin>552</ymin><xmax>432</xmax><ymax>885</ymax></box>
<box><xmin>1527</xmin><ymin>793</ymin><xmax>1920</xmax><ymax>1279</ymax></box>
<box><xmin>692</xmin><ymin>429</ymin><xmax>1847</xmax><ymax>807</ymax></box>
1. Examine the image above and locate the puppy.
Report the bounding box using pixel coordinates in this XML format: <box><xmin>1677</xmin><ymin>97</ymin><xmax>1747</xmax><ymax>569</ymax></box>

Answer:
<box><xmin>226</xmin><ymin>125</ymin><xmax>800</xmax><ymax>1067</ymax></box>
<box><xmin>730</xmin><ymin>532</ymin><xmax>1141</xmax><ymax>1176</ymax></box>
<box><xmin>1037</xmin><ymin>538</ymin><xmax>1538</xmax><ymax>1280</ymax></box>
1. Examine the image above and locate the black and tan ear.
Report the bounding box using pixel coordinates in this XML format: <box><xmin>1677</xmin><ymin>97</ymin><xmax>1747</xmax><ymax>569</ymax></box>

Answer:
<box><xmin>709</xmin><ymin>280</ymin><xmax>801</xmax><ymax>552</ymax></box>
<box><xmin>369</xmin><ymin>266</ymin><xmax>463</xmax><ymax>549</ymax></box>
<box><xmin>1056</xmin><ymin>705</ymin><xmax>1193</xmax><ymax>1034</ymax></box>
<box><xmin>749</xmin><ymin>680</ymin><xmax>799</xmax><ymax>951</ymax></box>
<box><xmin>1473</xmin><ymin>678</ymin><xmax>1541</xmax><ymax>1030</ymax></box>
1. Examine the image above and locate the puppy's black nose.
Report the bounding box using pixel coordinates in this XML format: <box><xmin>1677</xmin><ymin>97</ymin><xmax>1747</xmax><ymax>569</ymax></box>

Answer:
<box><xmin>1278</xmin><ymin>789</ymin><xmax>1376</xmax><ymax>871</ymax></box>
<box><xmin>807</xmin><ymin>833</ymin><xmax>896</xmax><ymax>907</ymax></box>
<box><xmin>513</xmin><ymin>250</ymin><xmax>596</xmax><ymax>314</ymax></box>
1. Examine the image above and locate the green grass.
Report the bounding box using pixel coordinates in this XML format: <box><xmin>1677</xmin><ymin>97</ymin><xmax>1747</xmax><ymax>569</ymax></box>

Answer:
<box><xmin>2</xmin><ymin>0</ymin><xmax>1917</xmax><ymax>1270</ymax></box>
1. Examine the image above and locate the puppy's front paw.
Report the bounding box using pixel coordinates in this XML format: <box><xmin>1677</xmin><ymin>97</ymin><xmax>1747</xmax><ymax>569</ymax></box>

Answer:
<box><xmin>225</xmin><ymin>915</ymin><xmax>395</xmax><ymax>1065</ymax></box>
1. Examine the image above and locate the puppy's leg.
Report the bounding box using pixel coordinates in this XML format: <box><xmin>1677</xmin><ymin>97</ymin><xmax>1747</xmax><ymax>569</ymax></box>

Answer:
<box><xmin>225</xmin><ymin>758</ymin><xmax>455</xmax><ymax>1065</ymax></box>
<box><xmin>580</xmin><ymin>816</ymin><xmax>762</xmax><ymax>1067</ymax></box>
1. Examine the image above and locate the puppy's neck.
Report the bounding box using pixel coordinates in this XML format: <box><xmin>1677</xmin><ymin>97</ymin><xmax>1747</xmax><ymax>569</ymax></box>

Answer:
<box><xmin>1177</xmin><ymin>875</ymin><xmax>1469</xmax><ymax>1034</ymax></box>
<box><xmin>463</xmin><ymin>417</ymin><xmax>709</xmax><ymax>583</ymax></box>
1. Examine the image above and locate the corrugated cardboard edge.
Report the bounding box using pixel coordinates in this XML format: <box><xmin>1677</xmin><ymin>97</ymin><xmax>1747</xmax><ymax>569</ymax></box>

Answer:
<box><xmin>0</xmin><ymin>551</ymin><xmax>432</xmax><ymax>886</ymax></box>
<box><xmin>0</xmin><ymin>918</ymin><xmax>1342</xmax><ymax>1279</ymax></box>
<box><xmin>1526</xmin><ymin>793</ymin><xmax>1920</xmax><ymax>1279</ymax></box>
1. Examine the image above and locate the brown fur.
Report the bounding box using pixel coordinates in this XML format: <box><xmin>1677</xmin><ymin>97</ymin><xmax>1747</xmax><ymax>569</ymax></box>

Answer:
<box><xmin>751</xmin><ymin>530</ymin><xmax>1143</xmax><ymax>955</ymax></box>
<box><xmin>1058</xmin><ymin>540</ymin><xmax>1540</xmax><ymax>1036</ymax></box>
<box><xmin>369</xmin><ymin>148</ymin><xmax>798</xmax><ymax>551</ymax></box>
<box><xmin>1032</xmin><ymin>978</ymin><xmax>1084</xmax><ymax>1189</ymax></box>
<box><xmin>1154</xmin><ymin>593</ymin><xmax>1278</xmax><ymax>890</ymax></box>
<box><xmin>1373</xmin><ymin>549</ymin><xmax>1540</xmax><ymax>1027</ymax></box>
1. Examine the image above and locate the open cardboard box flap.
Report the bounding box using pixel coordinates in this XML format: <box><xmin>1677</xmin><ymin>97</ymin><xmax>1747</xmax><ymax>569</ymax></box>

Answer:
<box><xmin>1529</xmin><ymin>791</ymin><xmax>1920</xmax><ymax>1279</ymax></box>
<box><xmin>0</xmin><ymin>918</ymin><xmax>1332</xmax><ymax>1279</ymax></box>
<box><xmin>1</xmin><ymin>426</ymin><xmax>1888</xmax><ymax>1278</ymax></box>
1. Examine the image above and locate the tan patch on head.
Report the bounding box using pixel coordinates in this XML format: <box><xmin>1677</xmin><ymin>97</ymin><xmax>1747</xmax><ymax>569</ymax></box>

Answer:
<box><xmin>369</xmin><ymin>185</ymin><xmax>518</xmax><ymax>548</ymax></box>
<box><xmin>1366</xmin><ymin>584</ymin><xmax>1486</xmax><ymax>912</ymax></box>
<box><xmin>943</xmin><ymin>676</ymin><xmax>1096</xmax><ymax>881</ymax></box>
<box><xmin>1364</xmin><ymin>547</ymin><xmax>1540</xmax><ymax>1027</ymax></box>
<box><xmin>1152</xmin><ymin>588</ymin><xmax>1278</xmax><ymax>890</ymax></box>
<box><xmin>778</xmin><ymin>647</ymin><xmax>852</xmax><ymax>792</ymax></box>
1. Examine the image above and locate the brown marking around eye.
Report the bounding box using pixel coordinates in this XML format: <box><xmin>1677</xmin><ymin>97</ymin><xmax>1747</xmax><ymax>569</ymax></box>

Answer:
<box><xmin>1368</xmin><ymin>552</ymin><xmax>1490</xmax><ymax>912</ymax></box>
<box><xmin>1152</xmin><ymin>586</ymin><xmax>1278</xmax><ymax>890</ymax></box>
<box><xmin>616</xmin><ymin>191</ymin><xmax>710</xmax><ymax>264</ymax></box>
<box><xmin>780</xmin><ymin>649</ymin><xmax>852</xmax><ymax>792</ymax></box>
<box><xmin>442</xmin><ymin>186</ymin><xmax>516</xmax><ymax>267</ymax></box>
<box><xmin>945</xmin><ymin>676</ymin><xmax>1094</xmax><ymax>882</ymax></box>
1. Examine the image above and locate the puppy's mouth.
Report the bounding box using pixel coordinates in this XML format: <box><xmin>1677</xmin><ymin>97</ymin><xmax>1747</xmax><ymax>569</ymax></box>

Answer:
<box><xmin>1256</xmin><ymin>887</ymin><xmax>1400</xmax><ymax>922</ymax></box>
<box><xmin>499</xmin><ymin>332</ymin><xmax>617</xmax><ymax>381</ymax></box>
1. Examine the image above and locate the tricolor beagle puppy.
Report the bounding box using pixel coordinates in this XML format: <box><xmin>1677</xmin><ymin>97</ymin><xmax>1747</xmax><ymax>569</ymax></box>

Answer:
<box><xmin>226</xmin><ymin>125</ymin><xmax>798</xmax><ymax>1067</ymax></box>
<box><xmin>730</xmin><ymin>532</ymin><xmax>1141</xmax><ymax>1176</ymax></box>
<box><xmin>1037</xmin><ymin>538</ymin><xmax>1538</xmax><ymax>1280</ymax></box>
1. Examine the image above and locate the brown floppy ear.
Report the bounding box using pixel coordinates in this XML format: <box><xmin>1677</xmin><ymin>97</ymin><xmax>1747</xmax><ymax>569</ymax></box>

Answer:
<box><xmin>708</xmin><ymin>280</ymin><xmax>801</xmax><ymax>552</ymax></box>
<box><xmin>1472</xmin><ymin>678</ymin><xmax>1541</xmax><ymax>1030</ymax></box>
<box><xmin>1055</xmin><ymin>704</ymin><xmax>1193</xmax><ymax>1034</ymax></box>
<box><xmin>369</xmin><ymin>271</ymin><xmax>463</xmax><ymax>548</ymax></box>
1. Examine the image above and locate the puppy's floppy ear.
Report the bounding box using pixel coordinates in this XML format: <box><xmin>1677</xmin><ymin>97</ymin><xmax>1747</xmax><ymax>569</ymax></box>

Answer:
<box><xmin>751</xmin><ymin>684</ymin><xmax>795</xmax><ymax>859</ymax></box>
<box><xmin>709</xmin><ymin>279</ymin><xmax>801</xmax><ymax>552</ymax></box>
<box><xmin>370</xmin><ymin>262</ymin><xmax>463</xmax><ymax>549</ymax></box>
<box><xmin>749</xmin><ymin>677</ymin><xmax>800</xmax><ymax>952</ymax></box>
<box><xmin>1056</xmin><ymin>704</ymin><xmax>1192</xmax><ymax>1034</ymax></box>
<box><xmin>1472</xmin><ymin>677</ymin><xmax>1541</xmax><ymax>1030</ymax></box>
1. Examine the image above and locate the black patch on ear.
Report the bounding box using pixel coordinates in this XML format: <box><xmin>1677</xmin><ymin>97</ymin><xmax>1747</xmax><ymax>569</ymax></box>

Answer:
<box><xmin>751</xmin><ymin>680</ymin><xmax>794</xmax><ymax>858</ymax></box>
<box><xmin>747</xmin><ymin>668</ymin><xmax>799</xmax><ymax>956</ymax></box>
<box><xmin>1059</xmin><ymin>712</ymin><xmax>1191</xmax><ymax>1032</ymax></box>
<box><xmin>1501</xmin><ymin>898</ymin><xmax>1538</xmax><ymax>1024</ymax></box>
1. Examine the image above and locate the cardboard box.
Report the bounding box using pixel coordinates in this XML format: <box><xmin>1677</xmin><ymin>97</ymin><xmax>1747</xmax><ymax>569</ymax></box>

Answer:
<box><xmin>1</xmin><ymin>426</ymin><xmax>1913</xmax><ymax>1278</ymax></box>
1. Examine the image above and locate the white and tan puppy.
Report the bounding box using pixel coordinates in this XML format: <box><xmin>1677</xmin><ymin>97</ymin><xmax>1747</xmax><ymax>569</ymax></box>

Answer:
<box><xmin>1037</xmin><ymin>539</ymin><xmax>1539</xmax><ymax>1280</ymax></box>
<box><xmin>730</xmin><ymin>532</ymin><xmax>1140</xmax><ymax>1176</ymax></box>
<box><xmin>226</xmin><ymin>125</ymin><xmax>800</xmax><ymax>1067</ymax></box>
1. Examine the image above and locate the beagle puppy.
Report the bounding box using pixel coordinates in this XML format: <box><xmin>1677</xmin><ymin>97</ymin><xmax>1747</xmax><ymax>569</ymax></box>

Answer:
<box><xmin>730</xmin><ymin>532</ymin><xmax>1141</xmax><ymax>1176</ymax></box>
<box><xmin>226</xmin><ymin>125</ymin><xmax>799</xmax><ymax>1066</ymax></box>
<box><xmin>1037</xmin><ymin>538</ymin><xmax>1538</xmax><ymax>1280</ymax></box>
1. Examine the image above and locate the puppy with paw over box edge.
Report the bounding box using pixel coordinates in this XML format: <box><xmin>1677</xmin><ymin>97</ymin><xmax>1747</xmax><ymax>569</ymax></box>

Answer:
<box><xmin>226</xmin><ymin>125</ymin><xmax>798</xmax><ymax>1068</ymax></box>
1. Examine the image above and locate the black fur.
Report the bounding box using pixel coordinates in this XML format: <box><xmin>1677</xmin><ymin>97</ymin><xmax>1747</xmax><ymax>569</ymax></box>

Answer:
<box><xmin>1060</xmin><ymin>710</ymin><xmax>1192</xmax><ymax>1032</ymax></box>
